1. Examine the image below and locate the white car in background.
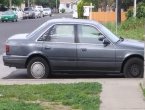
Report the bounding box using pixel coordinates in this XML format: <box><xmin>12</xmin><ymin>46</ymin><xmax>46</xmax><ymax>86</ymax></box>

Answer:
<box><xmin>43</xmin><ymin>8</ymin><xmax>52</xmax><ymax>17</ymax></box>
<box><xmin>34</xmin><ymin>9</ymin><xmax>41</xmax><ymax>18</ymax></box>
<box><xmin>12</xmin><ymin>7</ymin><xmax>23</xmax><ymax>20</ymax></box>
<box><xmin>34</xmin><ymin>6</ymin><xmax>43</xmax><ymax>17</ymax></box>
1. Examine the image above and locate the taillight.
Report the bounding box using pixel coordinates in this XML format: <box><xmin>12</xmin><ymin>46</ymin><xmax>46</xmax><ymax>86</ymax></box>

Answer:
<box><xmin>5</xmin><ymin>45</ymin><xmax>10</xmax><ymax>53</ymax></box>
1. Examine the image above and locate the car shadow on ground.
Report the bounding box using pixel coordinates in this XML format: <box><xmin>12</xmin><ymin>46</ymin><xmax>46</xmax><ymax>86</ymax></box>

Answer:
<box><xmin>3</xmin><ymin>69</ymin><xmax>124</xmax><ymax>79</ymax></box>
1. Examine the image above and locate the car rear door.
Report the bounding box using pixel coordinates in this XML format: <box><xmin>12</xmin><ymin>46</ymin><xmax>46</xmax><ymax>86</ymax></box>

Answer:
<box><xmin>76</xmin><ymin>24</ymin><xmax>116</xmax><ymax>72</ymax></box>
<box><xmin>41</xmin><ymin>24</ymin><xmax>77</xmax><ymax>71</ymax></box>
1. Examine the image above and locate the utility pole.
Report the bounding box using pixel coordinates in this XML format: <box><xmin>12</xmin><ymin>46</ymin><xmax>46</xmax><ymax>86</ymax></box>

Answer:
<box><xmin>133</xmin><ymin>0</ymin><xmax>137</xmax><ymax>18</ymax></box>
<box><xmin>56</xmin><ymin>0</ymin><xmax>58</xmax><ymax>8</ymax></box>
<box><xmin>56</xmin><ymin>0</ymin><xmax>58</xmax><ymax>13</ymax></box>
<box><xmin>115</xmin><ymin>0</ymin><xmax>121</xmax><ymax>34</ymax></box>
<box><xmin>115</xmin><ymin>0</ymin><xmax>118</xmax><ymax>34</ymax></box>
<box><xmin>9</xmin><ymin>0</ymin><xmax>12</xmax><ymax>9</ymax></box>
<box><xmin>117</xmin><ymin>0</ymin><xmax>121</xmax><ymax>24</ymax></box>
<box><xmin>28</xmin><ymin>0</ymin><xmax>30</xmax><ymax>7</ymax></box>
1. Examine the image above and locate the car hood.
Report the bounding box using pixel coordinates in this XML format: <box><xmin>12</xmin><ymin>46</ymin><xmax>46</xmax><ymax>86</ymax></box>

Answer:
<box><xmin>8</xmin><ymin>33</ymin><xmax>29</xmax><ymax>40</ymax></box>
<box><xmin>117</xmin><ymin>39</ymin><xmax>144</xmax><ymax>50</ymax></box>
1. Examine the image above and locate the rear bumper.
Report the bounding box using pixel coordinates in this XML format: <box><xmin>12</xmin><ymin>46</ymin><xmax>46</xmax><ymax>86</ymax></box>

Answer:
<box><xmin>3</xmin><ymin>54</ymin><xmax>27</xmax><ymax>69</ymax></box>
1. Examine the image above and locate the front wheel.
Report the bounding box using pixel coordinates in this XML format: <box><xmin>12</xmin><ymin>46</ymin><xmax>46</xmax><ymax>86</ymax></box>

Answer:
<box><xmin>27</xmin><ymin>57</ymin><xmax>50</xmax><ymax>79</ymax></box>
<box><xmin>123</xmin><ymin>58</ymin><xmax>143</xmax><ymax>78</ymax></box>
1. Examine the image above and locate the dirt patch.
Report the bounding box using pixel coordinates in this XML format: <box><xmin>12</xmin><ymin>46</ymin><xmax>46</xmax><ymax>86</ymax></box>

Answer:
<box><xmin>26</xmin><ymin>100</ymin><xmax>79</xmax><ymax>110</ymax></box>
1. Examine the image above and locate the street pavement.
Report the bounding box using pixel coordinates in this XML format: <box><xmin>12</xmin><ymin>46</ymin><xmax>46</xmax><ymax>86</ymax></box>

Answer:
<box><xmin>0</xmin><ymin>13</ymin><xmax>145</xmax><ymax>110</ymax></box>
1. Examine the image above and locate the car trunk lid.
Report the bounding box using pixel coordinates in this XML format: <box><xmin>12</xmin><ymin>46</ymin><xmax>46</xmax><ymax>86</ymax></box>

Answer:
<box><xmin>8</xmin><ymin>33</ymin><xmax>29</xmax><ymax>40</ymax></box>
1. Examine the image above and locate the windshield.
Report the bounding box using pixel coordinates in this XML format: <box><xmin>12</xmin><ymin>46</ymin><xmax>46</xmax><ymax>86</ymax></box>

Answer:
<box><xmin>98</xmin><ymin>23</ymin><xmax>119</xmax><ymax>43</ymax></box>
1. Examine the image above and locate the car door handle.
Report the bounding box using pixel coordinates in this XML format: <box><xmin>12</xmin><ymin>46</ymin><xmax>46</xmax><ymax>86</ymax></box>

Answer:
<box><xmin>81</xmin><ymin>48</ymin><xmax>87</xmax><ymax>52</ymax></box>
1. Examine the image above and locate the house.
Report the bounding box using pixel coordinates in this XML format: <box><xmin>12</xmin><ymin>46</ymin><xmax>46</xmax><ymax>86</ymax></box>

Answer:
<box><xmin>59</xmin><ymin>0</ymin><xmax>78</xmax><ymax>13</ymax></box>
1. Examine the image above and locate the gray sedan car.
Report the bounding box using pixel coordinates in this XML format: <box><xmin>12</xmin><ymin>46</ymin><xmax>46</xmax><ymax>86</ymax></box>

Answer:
<box><xmin>3</xmin><ymin>18</ymin><xmax>144</xmax><ymax>79</ymax></box>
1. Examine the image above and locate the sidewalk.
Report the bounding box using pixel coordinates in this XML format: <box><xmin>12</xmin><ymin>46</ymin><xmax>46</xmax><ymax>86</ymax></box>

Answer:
<box><xmin>100</xmin><ymin>79</ymin><xmax>145</xmax><ymax>110</ymax></box>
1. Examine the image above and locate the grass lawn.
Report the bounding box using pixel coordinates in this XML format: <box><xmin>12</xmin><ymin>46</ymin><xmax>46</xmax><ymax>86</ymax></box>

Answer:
<box><xmin>0</xmin><ymin>82</ymin><xmax>102</xmax><ymax>110</ymax></box>
<box><xmin>105</xmin><ymin>18</ymin><xmax>145</xmax><ymax>41</ymax></box>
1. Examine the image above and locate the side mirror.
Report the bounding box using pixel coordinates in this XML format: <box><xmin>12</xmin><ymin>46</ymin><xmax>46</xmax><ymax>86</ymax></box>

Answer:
<box><xmin>103</xmin><ymin>39</ymin><xmax>110</xmax><ymax>46</ymax></box>
<box><xmin>98</xmin><ymin>36</ymin><xmax>105</xmax><ymax>41</ymax></box>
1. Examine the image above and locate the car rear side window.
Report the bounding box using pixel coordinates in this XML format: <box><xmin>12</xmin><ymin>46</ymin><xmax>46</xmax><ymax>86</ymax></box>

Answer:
<box><xmin>47</xmin><ymin>24</ymin><xmax>75</xmax><ymax>43</ymax></box>
<box><xmin>78</xmin><ymin>25</ymin><xmax>102</xmax><ymax>44</ymax></box>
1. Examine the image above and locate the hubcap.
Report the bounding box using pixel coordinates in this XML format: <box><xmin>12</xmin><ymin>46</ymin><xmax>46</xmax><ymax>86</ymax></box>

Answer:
<box><xmin>129</xmin><ymin>64</ymin><xmax>140</xmax><ymax>77</ymax></box>
<box><xmin>31</xmin><ymin>62</ymin><xmax>45</xmax><ymax>79</ymax></box>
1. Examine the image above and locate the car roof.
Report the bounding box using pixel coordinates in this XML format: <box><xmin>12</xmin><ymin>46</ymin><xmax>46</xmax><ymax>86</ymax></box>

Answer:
<box><xmin>46</xmin><ymin>18</ymin><xmax>99</xmax><ymax>25</ymax></box>
<box><xmin>27</xmin><ymin>18</ymin><xmax>100</xmax><ymax>40</ymax></box>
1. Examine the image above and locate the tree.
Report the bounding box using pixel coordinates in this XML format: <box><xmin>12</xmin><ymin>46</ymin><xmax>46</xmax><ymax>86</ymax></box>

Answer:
<box><xmin>12</xmin><ymin>0</ymin><xmax>23</xmax><ymax>6</ymax></box>
<box><xmin>0</xmin><ymin>0</ymin><xmax>23</xmax><ymax>7</ymax></box>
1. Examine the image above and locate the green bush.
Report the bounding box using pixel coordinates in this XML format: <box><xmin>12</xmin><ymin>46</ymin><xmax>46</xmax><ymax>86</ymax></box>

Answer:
<box><xmin>77</xmin><ymin>1</ymin><xmax>84</xmax><ymax>18</ymax></box>
<box><xmin>126</xmin><ymin>8</ymin><xmax>133</xmax><ymax>19</ymax></box>
<box><xmin>136</xmin><ymin>2</ymin><xmax>145</xmax><ymax>18</ymax></box>
<box><xmin>105</xmin><ymin>18</ymin><xmax>145</xmax><ymax>40</ymax></box>
<box><xmin>60</xmin><ymin>8</ymin><xmax>65</xmax><ymax>13</ymax></box>
<box><xmin>120</xmin><ymin>17</ymin><xmax>144</xmax><ymax>30</ymax></box>
<box><xmin>126</xmin><ymin>1</ymin><xmax>145</xmax><ymax>19</ymax></box>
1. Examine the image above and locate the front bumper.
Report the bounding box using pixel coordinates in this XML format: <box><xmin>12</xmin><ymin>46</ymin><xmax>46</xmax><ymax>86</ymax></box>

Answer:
<box><xmin>3</xmin><ymin>54</ymin><xmax>27</xmax><ymax>69</ymax></box>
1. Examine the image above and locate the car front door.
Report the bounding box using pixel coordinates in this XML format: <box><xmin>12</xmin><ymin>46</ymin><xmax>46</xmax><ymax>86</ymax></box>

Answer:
<box><xmin>41</xmin><ymin>24</ymin><xmax>77</xmax><ymax>71</ymax></box>
<box><xmin>76</xmin><ymin>24</ymin><xmax>116</xmax><ymax>72</ymax></box>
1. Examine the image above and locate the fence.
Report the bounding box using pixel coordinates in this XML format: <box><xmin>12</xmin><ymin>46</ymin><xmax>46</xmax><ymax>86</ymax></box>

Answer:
<box><xmin>90</xmin><ymin>12</ymin><xmax>126</xmax><ymax>23</ymax></box>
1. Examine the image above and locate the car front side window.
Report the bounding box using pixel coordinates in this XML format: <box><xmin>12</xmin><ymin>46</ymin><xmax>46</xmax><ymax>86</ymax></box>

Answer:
<box><xmin>78</xmin><ymin>25</ymin><xmax>103</xmax><ymax>44</ymax></box>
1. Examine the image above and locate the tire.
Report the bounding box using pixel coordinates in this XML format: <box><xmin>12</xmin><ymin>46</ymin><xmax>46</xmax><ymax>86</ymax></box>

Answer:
<box><xmin>12</xmin><ymin>18</ymin><xmax>17</xmax><ymax>22</ymax></box>
<box><xmin>27</xmin><ymin>57</ymin><xmax>50</xmax><ymax>79</ymax></box>
<box><xmin>123</xmin><ymin>58</ymin><xmax>143</xmax><ymax>78</ymax></box>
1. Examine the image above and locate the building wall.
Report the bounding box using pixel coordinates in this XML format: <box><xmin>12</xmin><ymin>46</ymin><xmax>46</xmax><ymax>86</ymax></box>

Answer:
<box><xmin>59</xmin><ymin>0</ymin><xmax>76</xmax><ymax>13</ymax></box>
<box><xmin>59</xmin><ymin>3</ymin><xmax>73</xmax><ymax>13</ymax></box>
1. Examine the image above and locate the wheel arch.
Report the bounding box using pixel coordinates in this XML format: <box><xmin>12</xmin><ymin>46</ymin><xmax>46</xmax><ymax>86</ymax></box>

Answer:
<box><xmin>120</xmin><ymin>54</ymin><xmax>144</xmax><ymax>73</ymax></box>
<box><xmin>25</xmin><ymin>54</ymin><xmax>50</xmax><ymax>69</ymax></box>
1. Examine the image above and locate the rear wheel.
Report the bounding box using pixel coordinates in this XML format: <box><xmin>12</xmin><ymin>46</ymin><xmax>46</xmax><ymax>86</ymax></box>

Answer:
<box><xmin>12</xmin><ymin>18</ymin><xmax>17</xmax><ymax>22</ymax></box>
<box><xmin>123</xmin><ymin>58</ymin><xmax>143</xmax><ymax>78</ymax></box>
<box><xmin>27</xmin><ymin>57</ymin><xmax>50</xmax><ymax>79</ymax></box>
